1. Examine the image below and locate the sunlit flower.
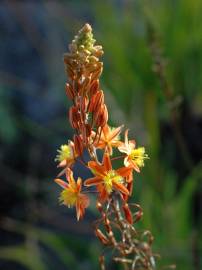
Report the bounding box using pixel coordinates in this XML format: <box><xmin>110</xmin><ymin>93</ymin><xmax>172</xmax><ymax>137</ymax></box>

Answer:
<box><xmin>55</xmin><ymin>168</ymin><xmax>89</xmax><ymax>220</ymax></box>
<box><xmin>118</xmin><ymin>130</ymin><xmax>149</xmax><ymax>172</ymax></box>
<box><xmin>93</xmin><ymin>124</ymin><xmax>123</xmax><ymax>155</ymax></box>
<box><xmin>84</xmin><ymin>154</ymin><xmax>132</xmax><ymax>201</ymax></box>
<box><xmin>55</xmin><ymin>141</ymin><xmax>77</xmax><ymax>174</ymax></box>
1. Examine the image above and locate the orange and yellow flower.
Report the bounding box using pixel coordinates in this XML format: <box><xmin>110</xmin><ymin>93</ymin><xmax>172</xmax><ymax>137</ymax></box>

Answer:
<box><xmin>55</xmin><ymin>168</ymin><xmax>89</xmax><ymax>220</ymax></box>
<box><xmin>93</xmin><ymin>124</ymin><xmax>123</xmax><ymax>155</ymax></box>
<box><xmin>84</xmin><ymin>153</ymin><xmax>132</xmax><ymax>201</ymax></box>
<box><xmin>118</xmin><ymin>130</ymin><xmax>148</xmax><ymax>172</ymax></box>
<box><xmin>55</xmin><ymin>141</ymin><xmax>77</xmax><ymax>176</ymax></box>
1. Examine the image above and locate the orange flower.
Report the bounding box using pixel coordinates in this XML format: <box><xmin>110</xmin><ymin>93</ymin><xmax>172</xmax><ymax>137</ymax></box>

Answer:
<box><xmin>93</xmin><ymin>124</ymin><xmax>123</xmax><ymax>155</ymax></box>
<box><xmin>84</xmin><ymin>154</ymin><xmax>132</xmax><ymax>201</ymax></box>
<box><xmin>118</xmin><ymin>130</ymin><xmax>148</xmax><ymax>173</ymax></box>
<box><xmin>55</xmin><ymin>140</ymin><xmax>77</xmax><ymax>176</ymax></box>
<box><xmin>55</xmin><ymin>168</ymin><xmax>89</xmax><ymax>220</ymax></box>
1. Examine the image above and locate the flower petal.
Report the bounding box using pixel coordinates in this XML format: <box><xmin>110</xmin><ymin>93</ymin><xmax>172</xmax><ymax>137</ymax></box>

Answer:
<box><xmin>118</xmin><ymin>144</ymin><xmax>129</xmax><ymax>154</ymax></box>
<box><xmin>66</xmin><ymin>168</ymin><xmax>76</xmax><ymax>186</ymax></box>
<box><xmin>107</xmin><ymin>125</ymin><xmax>123</xmax><ymax>141</ymax></box>
<box><xmin>54</xmin><ymin>178</ymin><xmax>68</xmax><ymax>189</ymax></box>
<box><xmin>84</xmin><ymin>176</ymin><xmax>103</xmax><ymax>186</ymax></box>
<box><xmin>113</xmin><ymin>181</ymin><xmax>129</xmax><ymax>195</ymax></box>
<box><xmin>116</xmin><ymin>166</ymin><xmax>133</xmax><ymax>177</ymax></box>
<box><xmin>97</xmin><ymin>184</ymin><xmax>108</xmax><ymax>202</ymax></box>
<box><xmin>103</xmin><ymin>154</ymin><xmax>112</xmax><ymax>171</ymax></box>
<box><xmin>129</xmin><ymin>160</ymin><xmax>140</xmax><ymax>173</ymax></box>
<box><xmin>88</xmin><ymin>161</ymin><xmax>105</xmax><ymax>176</ymax></box>
<box><xmin>76</xmin><ymin>177</ymin><xmax>82</xmax><ymax>192</ymax></box>
<box><xmin>76</xmin><ymin>194</ymin><xmax>90</xmax><ymax>220</ymax></box>
<box><xmin>102</xmin><ymin>124</ymin><xmax>110</xmax><ymax>139</ymax></box>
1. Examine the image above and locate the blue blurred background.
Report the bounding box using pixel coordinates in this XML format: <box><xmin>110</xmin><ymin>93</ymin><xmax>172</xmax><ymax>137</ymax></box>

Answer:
<box><xmin>0</xmin><ymin>1</ymin><xmax>201</xmax><ymax>269</ymax></box>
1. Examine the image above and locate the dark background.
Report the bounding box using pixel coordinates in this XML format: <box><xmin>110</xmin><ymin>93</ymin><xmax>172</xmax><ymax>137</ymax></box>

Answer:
<box><xmin>0</xmin><ymin>1</ymin><xmax>201</xmax><ymax>270</ymax></box>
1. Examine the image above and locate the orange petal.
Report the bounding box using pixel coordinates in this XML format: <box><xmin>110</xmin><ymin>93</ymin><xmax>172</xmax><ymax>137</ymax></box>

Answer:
<box><xmin>76</xmin><ymin>177</ymin><xmax>82</xmax><ymax>192</ymax></box>
<box><xmin>54</xmin><ymin>178</ymin><xmax>68</xmax><ymax>189</ymax></box>
<box><xmin>84</xmin><ymin>176</ymin><xmax>103</xmax><ymax>186</ymax></box>
<box><xmin>108</xmin><ymin>125</ymin><xmax>123</xmax><ymax>141</ymax></box>
<box><xmin>102</xmin><ymin>124</ymin><xmax>110</xmax><ymax>139</ymax></box>
<box><xmin>116</xmin><ymin>166</ymin><xmax>133</xmax><ymax>177</ymax></box>
<box><xmin>97</xmin><ymin>184</ymin><xmax>108</xmax><ymax>202</ymax></box>
<box><xmin>118</xmin><ymin>144</ymin><xmax>129</xmax><ymax>154</ymax></box>
<box><xmin>129</xmin><ymin>140</ymin><xmax>136</xmax><ymax>149</ymax></box>
<box><xmin>113</xmin><ymin>181</ymin><xmax>129</xmax><ymax>195</ymax></box>
<box><xmin>88</xmin><ymin>161</ymin><xmax>105</xmax><ymax>176</ymax></box>
<box><xmin>124</xmin><ymin>129</ymin><xmax>129</xmax><ymax>146</ymax></box>
<box><xmin>103</xmin><ymin>154</ymin><xmax>112</xmax><ymax>171</ymax></box>
<box><xmin>76</xmin><ymin>195</ymin><xmax>90</xmax><ymax>221</ymax></box>
<box><xmin>66</xmin><ymin>168</ymin><xmax>76</xmax><ymax>186</ymax></box>
<box><xmin>129</xmin><ymin>160</ymin><xmax>140</xmax><ymax>173</ymax></box>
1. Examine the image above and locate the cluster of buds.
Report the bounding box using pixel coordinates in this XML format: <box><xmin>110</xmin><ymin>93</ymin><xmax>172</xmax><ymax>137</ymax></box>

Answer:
<box><xmin>54</xmin><ymin>24</ymin><xmax>160</xmax><ymax>270</ymax></box>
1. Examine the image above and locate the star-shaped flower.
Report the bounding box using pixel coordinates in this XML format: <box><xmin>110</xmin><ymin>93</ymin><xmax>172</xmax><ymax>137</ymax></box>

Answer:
<box><xmin>84</xmin><ymin>153</ymin><xmax>132</xmax><ymax>201</ymax></box>
<box><xmin>55</xmin><ymin>168</ymin><xmax>89</xmax><ymax>220</ymax></box>
<box><xmin>118</xmin><ymin>130</ymin><xmax>149</xmax><ymax>172</ymax></box>
<box><xmin>93</xmin><ymin>124</ymin><xmax>123</xmax><ymax>155</ymax></box>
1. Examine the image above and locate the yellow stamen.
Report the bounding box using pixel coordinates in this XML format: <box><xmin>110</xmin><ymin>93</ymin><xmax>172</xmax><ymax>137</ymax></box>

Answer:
<box><xmin>55</xmin><ymin>144</ymin><xmax>73</xmax><ymax>162</ymax></box>
<box><xmin>59</xmin><ymin>189</ymin><xmax>78</xmax><ymax>207</ymax></box>
<box><xmin>129</xmin><ymin>147</ymin><xmax>148</xmax><ymax>167</ymax></box>
<box><xmin>103</xmin><ymin>170</ymin><xmax>123</xmax><ymax>194</ymax></box>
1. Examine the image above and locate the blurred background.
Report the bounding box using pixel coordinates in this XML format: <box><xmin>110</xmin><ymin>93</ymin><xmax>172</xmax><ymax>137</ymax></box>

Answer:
<box><xmin>0</xmin><ymin>1</ymin><xmax>202</xmax><ymax>269</ymax></box>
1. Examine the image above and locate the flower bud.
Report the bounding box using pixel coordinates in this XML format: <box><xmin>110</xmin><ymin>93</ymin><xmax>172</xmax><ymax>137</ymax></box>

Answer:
<box><xmin>89</xmin><ymin>79</ymin><xmax>99</xmax><ymax>96</ymax></box>
<box><xmin>95</xmin><ymin>104</ymin><xmax>108</xmax><ymax>127</ymax></box>
<box><xmin>65</xmin><ymin>83</ymin><xmax>75</xmax><ymax>100</ymax></box>
<box><xmin>74</xmin><ymin>134</ymin><xmax>84</xmax><ymax>156</ymax></box>
<box><xmin>69</xmin><ymin>106</ymin><xmax>80</xmax><ymax>129</ymax></box>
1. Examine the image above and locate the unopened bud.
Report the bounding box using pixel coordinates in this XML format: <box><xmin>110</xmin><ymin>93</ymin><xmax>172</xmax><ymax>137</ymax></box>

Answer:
<box><xmin>65</xmin><ymin>83</ymin><xmax>75</xmax><ymax>100</ymax></box>
<box><xmin>74</xmin><ymin>135</ymin><xmax>84</xmax><ymax>156</ymax></box>
<box><xmin>89</xmin><ymin>79</ymin><xmax>99</xmax><ymax>96</ymax></box>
